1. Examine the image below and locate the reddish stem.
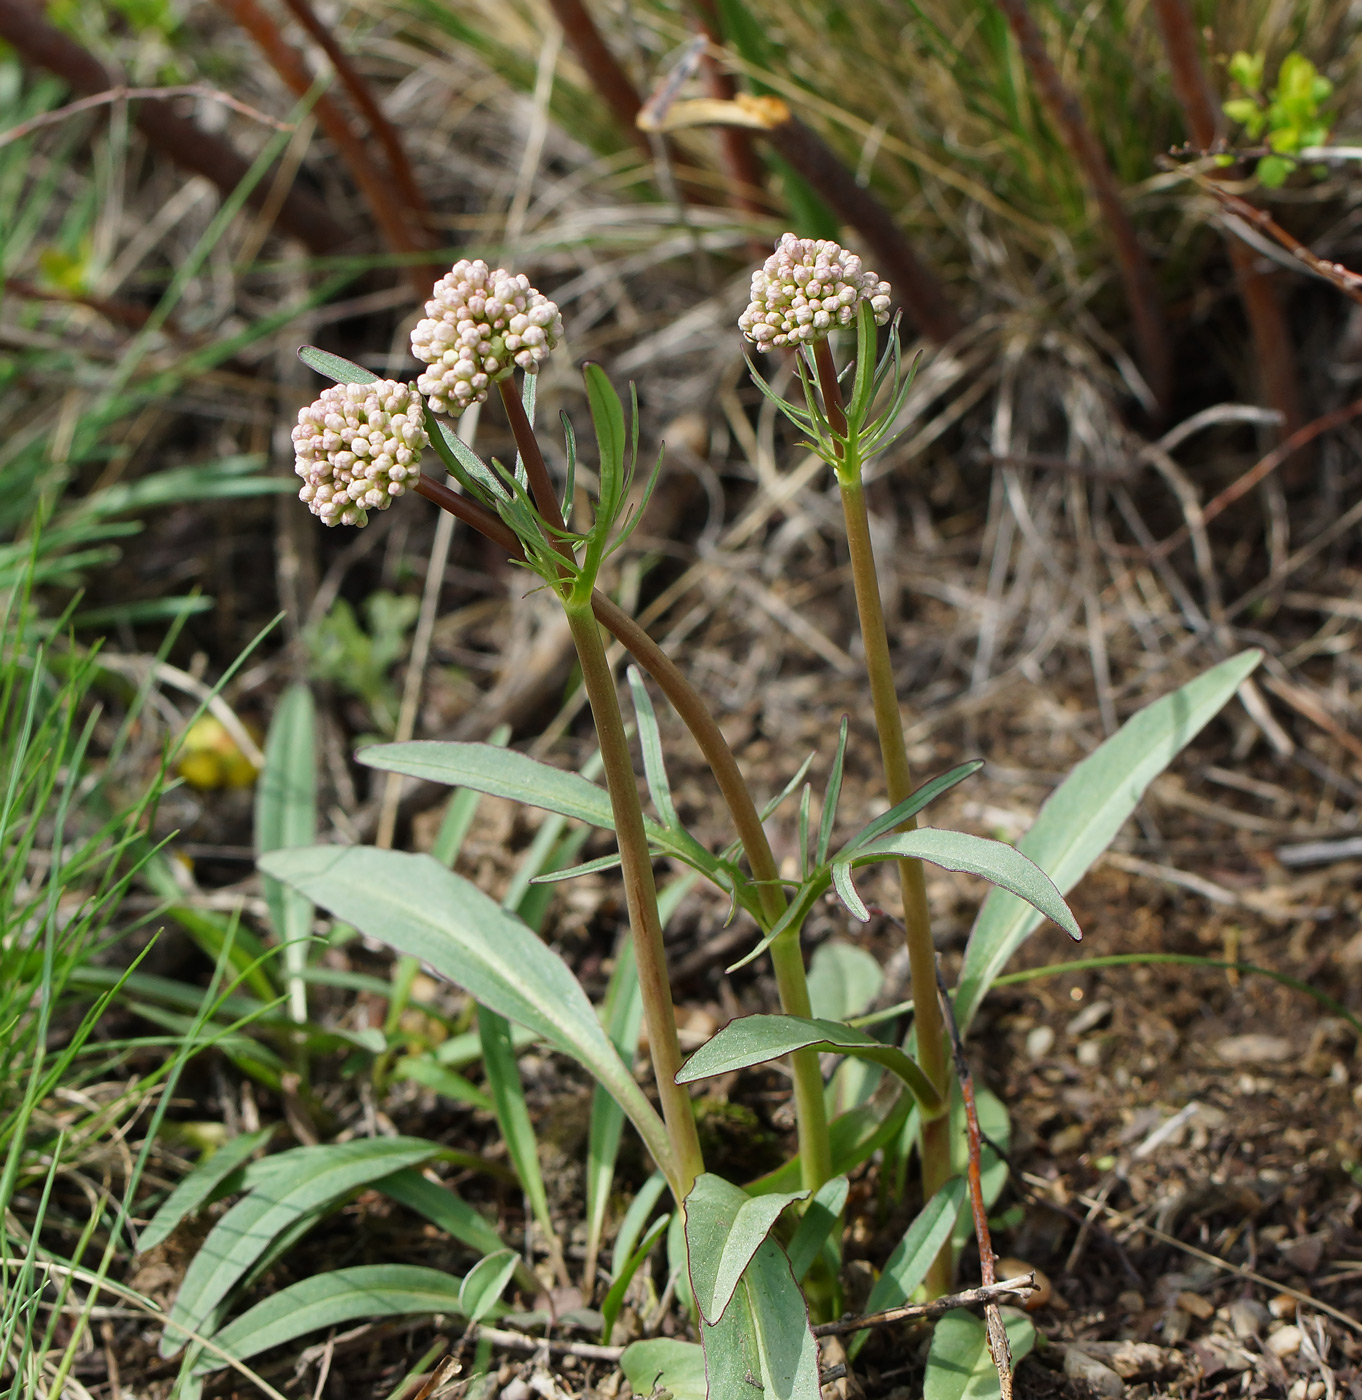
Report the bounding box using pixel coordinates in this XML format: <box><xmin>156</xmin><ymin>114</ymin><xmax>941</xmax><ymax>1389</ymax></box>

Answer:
<box><xmin>1150</xmin><ymin>0</ymin><xmax>1305</xmax><ymax>474</ymax></box>
<box><xmin>276</xmin><ymin>0</ymin><xmax>433</xmax><ymax>235</ymax></box>
<box><xmin>216</xmin><ymin>0</ymin><xmax>436</xmax><ymax>290</ymax></box>
<box><xmin>993</xmin><ymin>0</ymin><xmax>1170</xmax><ymax>413</ymax></box>
<box><xmin>763</xmin><ymin>115</ymin><xmax>961</xmax><ymax>344</ymax></box>
<box><xmin>0</xmin><ymin>0</ymin><xmax>339</xmax><ymax>253</ymax></box>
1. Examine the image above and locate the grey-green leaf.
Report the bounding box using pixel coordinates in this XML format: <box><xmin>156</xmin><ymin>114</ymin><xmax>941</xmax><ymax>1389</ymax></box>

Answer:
<box><xmin>808</xmin><ymin>940</ymin><xmax>884</xmax><ymax>1022</ymax></box>
<box><xmin>358</xmin><ymin>742</ymin><xmax>614</xmax><ymax>827</ymax></box>
<box><xmin>837</xmin><ymin>760</ymin><xmax>984</xmax><ymax>856</ymax></box>
<box><xmin>374</xmin><ymin>1168</ymin><xmax>505</xmax><ymax>1258</ymax></box>
<box><xmin>621</xmin><ymin>1340</ymin><xmax>707</xmax><ymax>1400</ymax></box>
<box><xmin>835</xmin><ymin>828</ymin><xmax>1081</xmax><ymax>944</ymax></box>
<box><xmin>923</xmin><ymin>1308</ymin><xmax>1036</xmax><ymax>1400</ymax></box>
<box><xmin>954</xmin><ymin>649</ymin><xmax>1261</xmax><ymax>1034</ymax></box>
<box><xmin>460</xmin><ymin>1249</ymin><xmax>519</xmax><ymax>1323</ymax></box>
<box><xmin>255</xmin><ymin>682</ymin><xmax>316</xmax><ymax>1020</ymax></box>
<box><xmin>785</xmin><ymin>1174</ymin><xmax>849</xmax><ymax>1283</ymax></box>
<box><xmin>258</xmin><ymin>846</ymin><xmax>676</xmax><ymax>1194</ymax></box>
<box><xmin>850</xmin><ymin>1177</ymin><xmax>967</xmax><ymax>1358</ymax></box>
<box><xmin>684</xmin><ymin>1173</ymin><xmax>806</xmax><ymax>1326</ymax></box>
<box><xmin>677</xmin><ymin>1015</ymin><xmax>942</xmax><ymax>1113</ymax></box>
<box><xmin>701</xmin><ymin>1239</ymin><xmax>819</xmax><ymax>1400</ymax></box>
<box><xmin>162</xmin><ymin>1137</ymin><xmax>441</xmax><ymax>1355</ymax></box>
<box><xmin>139</xmin><ymin>1129</ymin><xmax>275</xmax><ymax>1254</ymax></box>
<box><xmin>297</xmin><ymin>346</ymin><xmax>377</xmax><ymax>385</ymax></box>
<box><xmin>195</xmin><ymin>1265</ymin><xmax>465</xmax><ymax>1374</ymax></box>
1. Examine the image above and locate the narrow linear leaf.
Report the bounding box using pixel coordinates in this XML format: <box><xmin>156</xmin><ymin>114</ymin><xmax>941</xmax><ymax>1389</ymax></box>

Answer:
<box><xmin>815</xmin><ymin>718</ymin><xmax>850</xmax><ymax>866</ymax></box>
<box><xmin>954</xmin><ymin>649</ymin><xmax>1261</xmax><ymax>1033</ymax></box>
<box><xmin>390</xmin><ymin>1056</ymin><xmax>494</xmax><ymax>1113</ymax></box>
<box><xmin>785</xmin><ymin>1175</ymin><xmax>849</xmax><ymax>1283</ymax></box>
<box><xmin>628</xmin><ymin>666</ymin><xmax>677</xmax><ymax>829</ymax></box>
<box><xmin>255</xmin><ymin>682</ymin><xmax>316</xmax><ymax>1021</ymax></box>
<box><xmin>611</xmin><ymin>1169</ymin><xmax>668</xmax><ymax>1280</ymax></box>
<box><xmin>194</xmin><ymin>1265</ymin><xmax>466</xmax><ymax>1374</ymax></box>
<box><xmin>601</xmin><ymin>1213</ymin><xmax>669</xmax><ymax>1344</ymax></box>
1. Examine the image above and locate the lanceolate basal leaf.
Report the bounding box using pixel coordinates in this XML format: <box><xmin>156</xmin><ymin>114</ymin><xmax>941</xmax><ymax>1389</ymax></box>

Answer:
<box><xmin>785</xmin><ymin>1174</ymin><xmax>849</xmax><ymax>1283</ymax></box>
<box><xmin>677</xmin><ymin>1015</ymin><xmax>942</xmax><ymax>1114</ymax></box>
<box><xmin>194</xmin><ymin>1265</ymin><xmax>466</xmax><ymax>1374</ymax></box>
<box><xmin>139</xmin><ymin>1129</ymin><xmax>275</xmax><ymax>1254</ymax></box>
<box><xmin>459</xmin><ymin>1249</ymin><xmax>518</xmax><ymax>1323</ymax></box>
<box><xmin>701</xmin><ymin>1239</ymin><xmax>820</xmax><ymax>1400</ymax></box>
<box><xmin>954</xmin><ymin>649</ymin><xmax>1261</xmax><ymax>1034</ymax></box>
<box><xmin>850</xmin><ymin>1177</ymin><xmax>967</xmax><ymax>1358</ymax></box>
<box><xmin>684</xmin><ymin>1173</ymin><xmax>806</xmax><ymax>1325</ymax></box>
<box><xmin>162</xmin><ymin>1137</ymin><xmax>442</xmax><ymax>1356</ymax></box>
<box><xmin>258</xmin><ymin>846</ymin><xmax>677</xmax><ymax>1195</ymax></box>
<box><xmin>923</xmin><ymin>1308</ymin><xmax>1036</xmax><ymax>1400</ymax></box>
<box><xmin>833</xmin><ymin>828</ymin><xmax>1081</xmax><ymax>944</ymax></box>
<box><xmin>374</xmin><ymin>1168</ymin><xmax>506</xmax><ymax>1258</ymax></box>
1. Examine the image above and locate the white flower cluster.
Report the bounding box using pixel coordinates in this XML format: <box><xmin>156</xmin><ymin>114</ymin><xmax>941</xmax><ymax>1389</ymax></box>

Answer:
<box><xmin>738</xmin><ymin>233</ymin><xmax>892</xmax><ymax>350</ymax></box>
<box><xmin>293</xmin><ymin>380</ymin><xmax>427</xmax><ymax>528</ymax></box>
<box><xmin>410</xmin><ymin>260</ymin><xmax>563</xmax><ymax>416</ymax></box>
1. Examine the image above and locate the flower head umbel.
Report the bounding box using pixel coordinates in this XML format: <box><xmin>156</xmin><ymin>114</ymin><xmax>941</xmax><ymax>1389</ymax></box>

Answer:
<box><xmin>739</xmin><ymin>233</ymin><xmax>892</xmax><ymax>351</ymax></box>
<box><xmin>293</xmin><ymin>379</ymin><xmax>427</xmax><ymax>528</ymax></box>
<box><xmin>411</xmin><ymin>260</ymin><xmax>563</xmax><ymax>417</ymax></box>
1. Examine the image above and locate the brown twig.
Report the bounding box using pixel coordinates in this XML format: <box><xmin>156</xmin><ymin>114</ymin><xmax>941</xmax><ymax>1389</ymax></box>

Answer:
<box><xmin>216</xmin><ymin>0</ymin><xmax>435</xmax><ymax>289</ymax></box>
<box><xmin>0</xmin><ymin>83</ymin><xmax>290</xmax><ymax>147</ymax></box>
<box><xmin>992</xmin><ymin>0</ymin><xmax>1170</xmax><ymax>413</ymax></box>
<box><xmin>1150</xmin><ymin>0</ymin><xmax>1306</xmax><ymax>473</ymax></box>
<box><xmin>1100</xmin><ymin>394</ymin><xmax>1362</xmax><ymax>604</ymax></box>
<box><xmin>937</xmin><ymin>964</ymin><xmax>1014</xmax><ymax>1400</ymax></box>
<box><xmin>275</xmin><ymin>0</ymin><xmax>432</xmax><ymax>233</ymax></box>
<box><xmin>0</xmin><ymin>0</ymin><xmax>340</xmax><ymax>253</ymax></box>
<box><xmin>543</xmin><ymin>0</ymin><xmax>650</xmax><ymax>157</ymax></box>
<box><xmin>812</xmin><ymin>1273</ymin><xmax>1037</xmax><ymax>1338</ymax></box>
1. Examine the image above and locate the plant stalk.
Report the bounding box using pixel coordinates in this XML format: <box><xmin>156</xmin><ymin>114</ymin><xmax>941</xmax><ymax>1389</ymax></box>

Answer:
<box><xmin>814</xmin><ymin>338</ymin><xmax>953</xmax><ymax>1294</ymax></box>
<box><xmin>493</xmin><ymin>382</ymin><xmax>832</xmax><ymax>1187</ymax></box>
<box><xmin>564</xmin><ymin>602</ymin><xmax>705</xmax><ymax>1198</ymax></box>
<box><xmin>419</xmin><ymin>442</ymin><xmax>832</xmax><ymax>1189</ymax></box>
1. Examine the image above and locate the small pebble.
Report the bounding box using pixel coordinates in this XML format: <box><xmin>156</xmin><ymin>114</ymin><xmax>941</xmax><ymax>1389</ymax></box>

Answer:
<box><xmin>1286</xmin><ymin>1382</ymin><xmax>1325</xmax><ymax>1400</ymax></box>
<box><xmin>1117</xmin><ymin>1290</ymin><xmax>1145</xmax><ymax>1313</ymax></box>
<box><xmin>1223</xmin><ymin>1297</ymin><xmax>1270</xmax><ymax>1338</ymax></box>
<box><xmin>1269</xmin><ymin>1294</ymin><xmax>1299</xmax><ymax>1319</ymax></box>
<box><xmin>1267</xmin><ymin>1324</ymin><xmax>1304</xmax><ymax>1359</ymax></box>
<box><xmin>1064</xmin><ymin>1349</ymin><xmax>1124</xmax><ymax>1398</ymax></box>
<box><xmin>1067</xmin><ymin>1000</ymin><xmax>1112</xmax><ymax>1036</ymax></box>
<box><xmin>1026</xmin><ymin>1025</ymin><xmax>1056</xmax><ymax>1059</ymax></box>
<box><xmin>1076</xmin><ymin>1039</ymin><xmax>1104</xmax><ymax>1068</ymax></box>
<box><xmin>1161</xmin><ymin>1307</ymin><xmax>1191</xmax><ymax>1345</ymax></box>
<box><xmin>1175</xmin><ymin>1290</ymin><xmax>1215</xmax><ymax>1321</ymax></box>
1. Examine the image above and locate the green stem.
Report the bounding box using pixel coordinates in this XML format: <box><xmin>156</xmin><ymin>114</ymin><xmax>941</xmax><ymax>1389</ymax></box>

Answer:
<box><xmin>814</xmin><ymin>336</ymin><xmax>953</xmax><ymax>1294</ymax></box>
<box><xmin>564</xmin><ymin>601</ymin><xmax>705</xmax><ymax>1199</ymax></box>
<box><xmin>491</xmin><ymin>382</ymin><xmax>833</xmax><ymax>1192</ymax></box>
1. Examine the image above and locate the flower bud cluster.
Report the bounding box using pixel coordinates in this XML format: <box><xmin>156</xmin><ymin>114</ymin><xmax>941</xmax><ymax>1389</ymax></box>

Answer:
<box><xmin>410</xmin><ymin>260</ymin><xmax>563</xmax><ymax>416</ymax></box>
<box><xmin>739</xmin><ymin>233</ymin><xmax>891</xmax><ymax>350</ymax></box>
<box><xmin>293</xmin><ymin>380</ymin><xmax>427</xmax><ymax>528</ymax></box>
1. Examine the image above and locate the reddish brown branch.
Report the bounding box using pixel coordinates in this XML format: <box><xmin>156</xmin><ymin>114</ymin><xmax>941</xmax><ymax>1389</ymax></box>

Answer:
<box><xmin>1150</xmin><ymin>0</ymin><xmax>1305</xmax><ymax>472</ymax></box>
<box><xmin>0</xmin><ymin>0</ymin><xmax>340</xmax><ymax>253</ymax></box>
<box><xmin>938</xmin><ymin>965</ymin><xmax>1015</xmax><ymax>1400</ymax></box>
<box><xmin>762</xmin><ymin>115</ymin><xmax>961</xmax><ymax>344</ymax></box>
<box><xmin>993</xmin><ymin>0</ymin><xmax>1170</xmax><ymax>413</ymax></box>
<box><xmin>543</xmin><ymin>0</ymin><xmax>650</xmax><ymax>157</ymax></box>
<box><xmin>275</xmin><ymin>0</ymin><xmax>432</xmax><ymax>233</ymax></box>
<box><xmin>216</xmin><ymin>0</ymin><xmax>436</xmax><ymax>289</ymax></box>
<box><xmin>812</xmin><ymin>1273</ymin><xmax>1037</xmax><ymax>1337</ymax></box>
